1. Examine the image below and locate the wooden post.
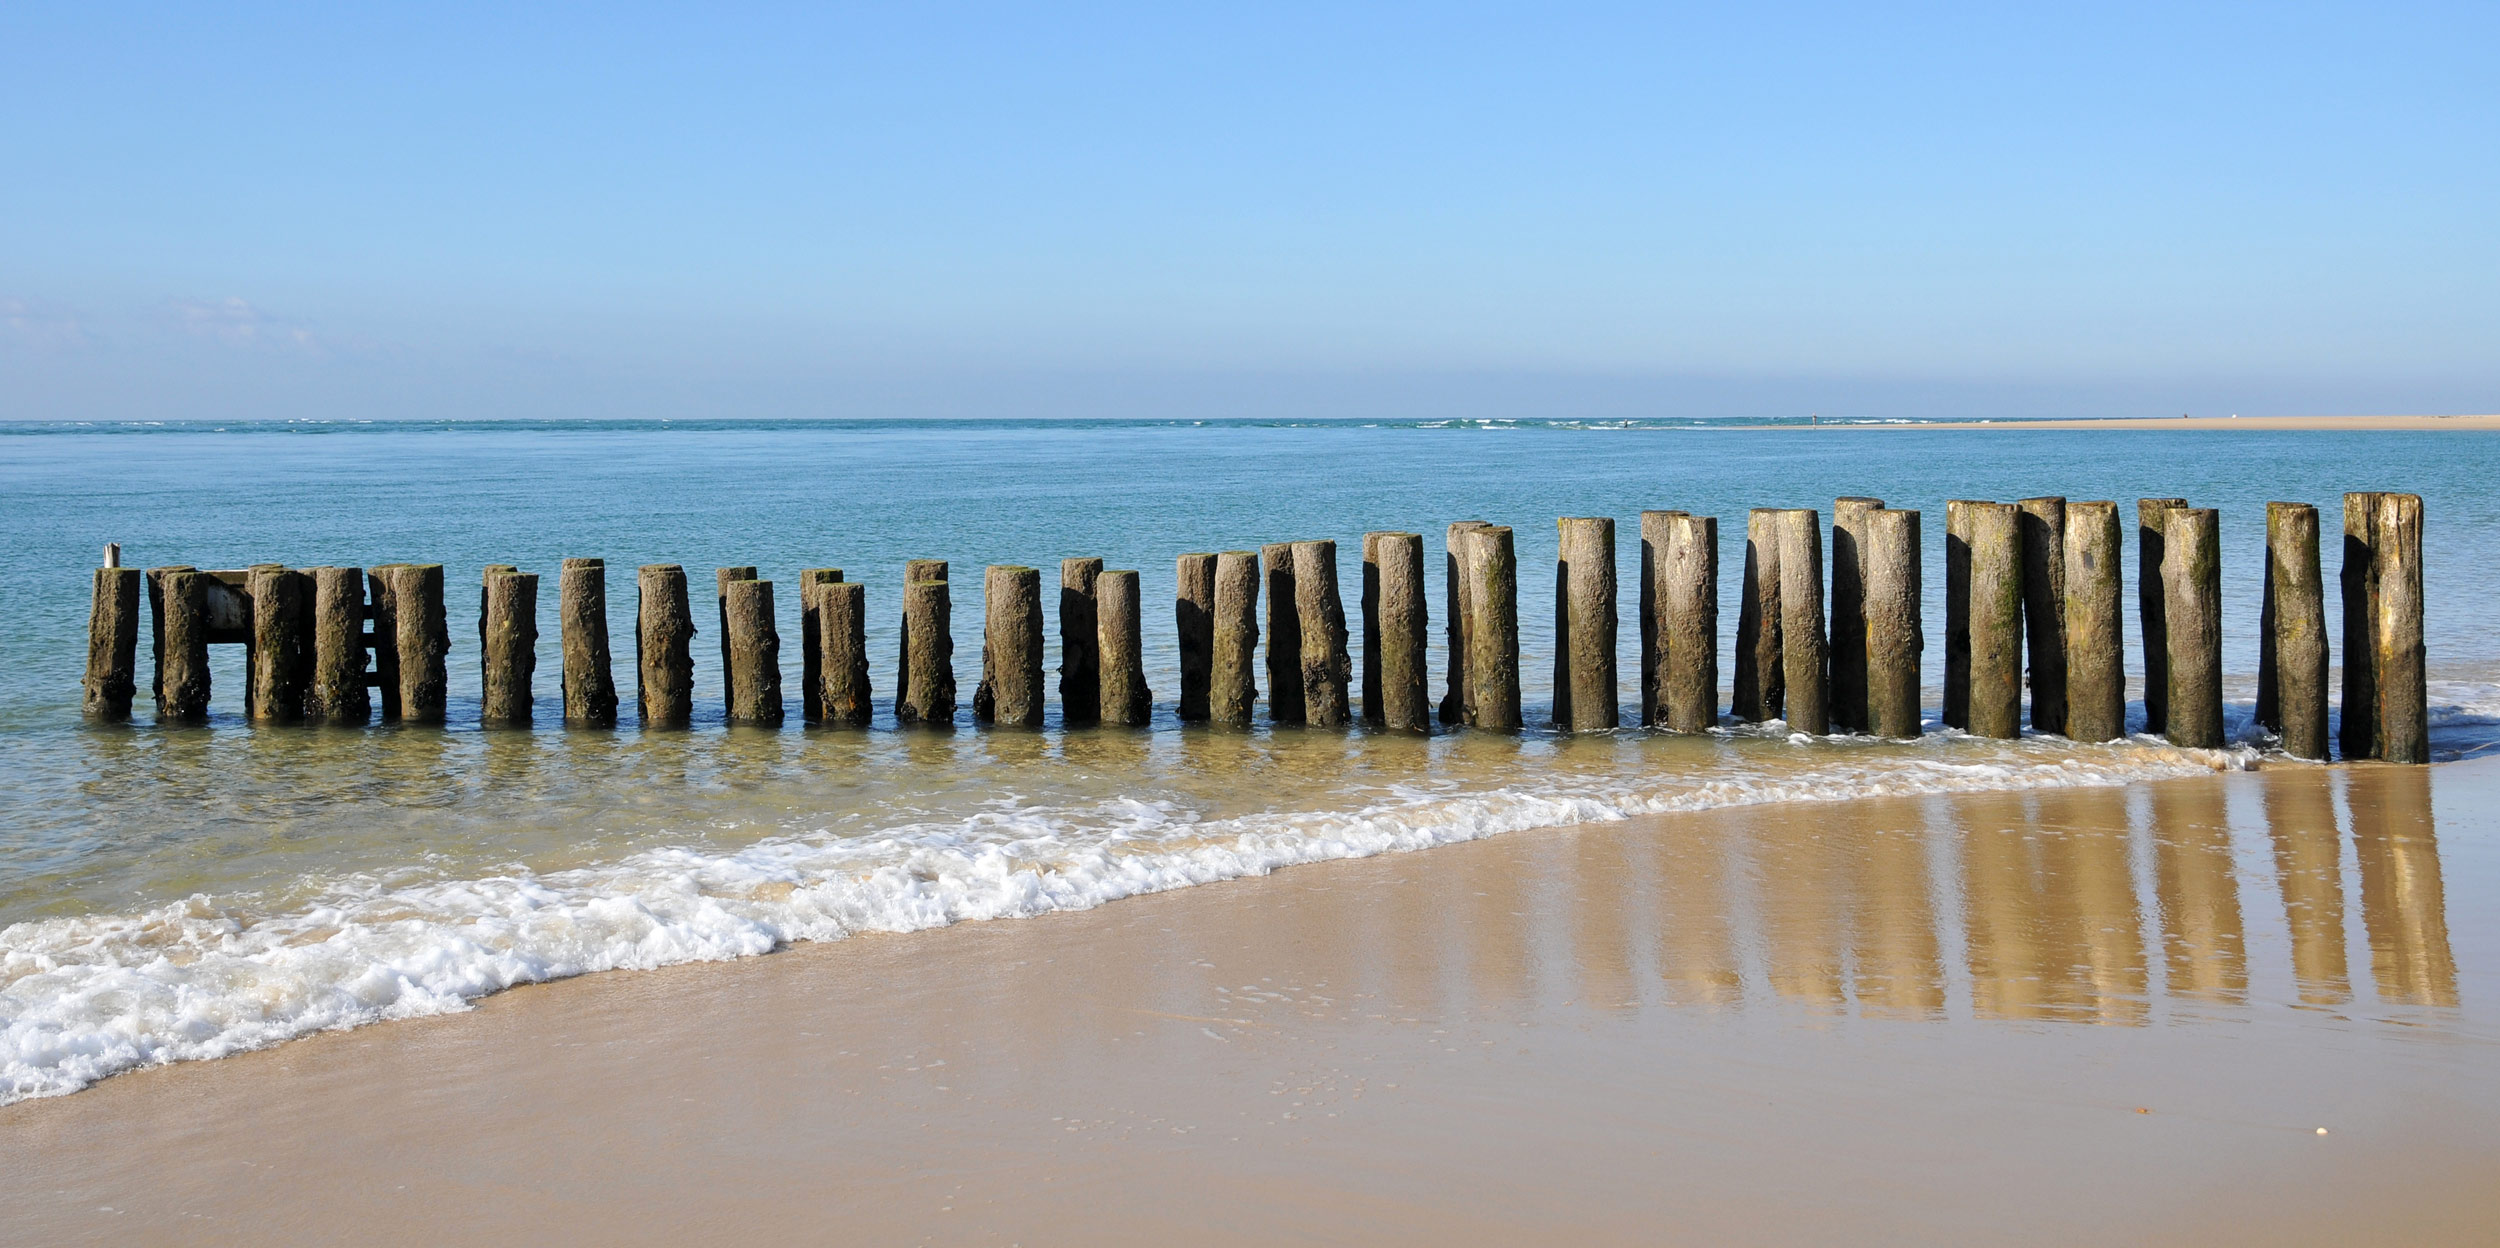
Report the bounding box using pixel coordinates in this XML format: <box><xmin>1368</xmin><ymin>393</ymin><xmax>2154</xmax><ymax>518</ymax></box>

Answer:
<box><xmin>155</xmin><ymin>568</ymin><xmax>211</xmax><ymax>722</ymax></box>
<box><xmin>1464</xmin><ymin>524</ymin><xmax>1522</xmax><ymax>730</ymax></box>
<box><xmin>715</xmin><ymin>567</ymin><xmax>756</xmax><ymax>713</ymax></box>
<box><xmin>242</xmin><ymin>567</ymin><xmax>309</xmax><ymax>724</ymax></box>
<box><xmin>1650</xmin><ymin>512</ymin><xmax>1718</xmax><ymax>733</ymax></box>
<box><xmin>1554</xmin><ymin>516</ymin><xmax>1618</xmax><ymax>731</ymax></box>
<box><xmin>307</xmin><ymin>566</ymin><xmax>370</xmax><ymax>726</ymax></box>
<box><xmin>636</xmin><ymin>564</ymin><xmax>695</xmax><ymax>728</ymax></box>
<box><xmin>1774</xmin><ymin>509</ymin><xmax>1827</xmax><ymax>734</ymax></box>
<box><xmin>1293</xmin><ymin>540</ymin><xmax>1351</xmax><ymax>727</ymax></box>
<box><xmin>899</xmin><ymin>574</ymin><xmax>955</xmax><ymax>727</ymax></box>
<box><xmin>1099</xmin><ymin>569</ymin><xmax>1151</xmax><ymax>726</ymax></box>
<box><xmin>2371</xmin><ymin>493</ymin><xmax>2427</xmax><ymax>764</ymax></box>
<box><xmin>2061</xmin><ymin>502</ymin><xmax>2125</xmax><ymax>743</ymax></box>
<box><xmin>368</xmin><ymin>564</ymin><xmax>403</xmax><ymax>721</ymax></box>
<box><xmin>1439</xmin><ymin>521</ymin><xmax>1489</xmax><ymax>725</ymax></box>
<box><xmin>975</xmin><ymin>565</ymin><xmax>1044</xmax><ymax>727</ymax></box>
<box><xmin>723</xmin><ymin>577</ymin><xmax>782</xmax><ymax>726</ymax></box>
<box><xmin>147</xmin><ymin>565</ymin><xmax>193</xmax><ymax>719</ymax></box>
<box><xmin>1059</xmin><ymin>557</ymin><xmax>1103</xmax><ymax>726</ymax></box>
<box><xmin>2339</xmin><ymin>493</ymin><xmax>2385</xmax><ymax>761</ymax></box>
<box><xmin>84</xmin><ymin>566</ymin><xmax>142</xmax><ymax>722</ymax></box>
<box><xmin>898</xmin><ymin>559</ymin><xmax>946</xmax><ymax>716</ymax></box>
<box><xmin>1733</xmin><ymin>508</ymin><xmax>1783</xmax><ymax>723</ymax></box>
<box><xmin>1966</xmin><ymin>503</ymin><xmax>2023</xmax><ymax>739</ymax></box>
<box><xmin>1360</xmin><ymin>534</ymin><xmax>1385</xmax><ymax>726</ymax></box>
<box><xmin>2260</xmin><ymin>502</ymin><xmax>2329</xmax><ymax>760</ymax></box>
<box><xmin>1176</xmin><ymin>553</ymin><xmax>1217</xmax><ymax>722</ymax></box>
<box><xmin>2017</xmin><ymin>497</ymin><xmax>2068</xmax><ymax>735</ymax></box>
<box><xmin>1211</xmin><ymin>551</ymin><xmax>1261</xmax><ymax>726</ymax></box>
<box><xmin>1863</xmin><ymin>508</ymin><xmax>1922</xmax><ymax>738</ymax></box>
<box><xmin>1942</xmin><ymin>501</ymin><xmax>1973</xmax><ymax>730</ymax></box>
<box><xmin>559</xmin><ymin>558</ymin><xmax>618</xmax><ymax>728</ymax></box>
<box><xmin>2162</xmin><ymin>508</ymin><xmax>2223</xmax><ymax>748</ymax></box>
<box><xmin>1829</xmin><ymin>497</ymin><xmax>1884</xmax><ymax>733</ymax></box>
<box><xmin>817</xmin><ymin>581</ymin><xmax>873</xmax><ymax>727</ymax></box>
<box><xmin>1373</xmin><ymin>532</ymin><xmax>1430</xmax><ymax>733</ymax></box>
<box><xmin>1261</xmin><ymin>542</ymin><xmax>1303</xmax><ymax>724</ymax></box>
<box><xmin>2138</xmin><ymin>497</ymin><xmax>2189</xmax><ymax>735</ymax></box>
<box><xmin>798</xmin><ymin>568</ymin><xmax>842</xmax><ymax>724</ymax></box>
<box><xmin>480</xmin><ymin>566</ymin><xmax>539</xmax><ymax>726</ymax></box>
<box><xmin>385</xmin><ymin>564</ymin><xmax>448</xmax><ymax>725</ymax></box>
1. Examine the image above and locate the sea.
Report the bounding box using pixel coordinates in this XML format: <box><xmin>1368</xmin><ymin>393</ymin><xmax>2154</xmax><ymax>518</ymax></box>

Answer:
<box><xmin>4</xmin><ymin>416</ymin><xmax>2496</xmax><ymax>1103</ymax></box>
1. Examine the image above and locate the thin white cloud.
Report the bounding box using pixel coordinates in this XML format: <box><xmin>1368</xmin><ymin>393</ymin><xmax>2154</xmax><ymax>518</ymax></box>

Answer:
<box><xmin>166</xmin><ymin>296</ymin><xmax>320</xmax><ymax>352</ymax></box>
<box><xmin>0</xmin><ymin>297</ymin><xmax>94</xmax><ymax>352</ymax></box>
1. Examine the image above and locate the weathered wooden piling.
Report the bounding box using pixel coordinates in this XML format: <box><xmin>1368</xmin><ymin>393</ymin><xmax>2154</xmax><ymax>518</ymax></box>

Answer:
<box><xmin>817</xmin><ymin>581</ymin><xmax>873</xmax><ymax>727</ymax></box>
<box><xmin>1360</xmin><ymin>534</ymin><xmax>1385</xmax><ymax>726</ymax></box>
<box><xmin>2017</xmin><ymin>497</ymin><xmax>2068</xmax><ymax>735</ymax></box>
<box><xmin>1211</xmin><ymin>551</ymin><xmax>1261</xmax><ymax>726</ymax></box>
<box><xmin>2138</xmin><ymin>497</ymin><xmax>2190</xmax><ymax>734</ymax></box>
<box><xmin>723</xmin><ymin>576</ymin><xmax>782</xmax><ymax>726</ymax></box>
<box><xmin>1176</xmin><ymin>553</ymin><xmax>1217</xmax><ymax>722</ymax></box>
<box><xmin>898</xmin><ymin>573</ymin><xmax>955</xmax><ymax>727</ymax></box>
<box><xmin>479</xmin><ymin>566</ymin><xmax>539</xmax><ymax>726</ymax></box>
<box><xmin>378</xmin><ymin>564</ymin><xmax>448</xmax><ymax>725</ymax></box>
<box><xmin>1099</xmin><ymin>569</ymin><xmax>1151</xmax><ymax>726</ymax></box>
<box><xmin>2339</xmin><ymin>492</ymin><xmax>2383</xmax><ymax>761</ymax></box>
<box><xmin>307</xmin><ymin>566</ymin><xmax>370</xmax><ymax>725</ymax></box>
<box><xmin>1292</xmin><ymin>540</ymin><xmax>1351</xmax><ymax>727</ymax></box>
<box><xmin>559</xmin><ymin>558</ymin><xmax>617</xmax><ymax>728</ymax></box>
<box><xmin>636</xmin><ymin>564</ymin><xmax>695</xmax><ymax>728</ymax></box>
<box><xmin>1059</xmin><ymin>558</ymin><xmax>1103</xmax><ymax>726</ymax></box>
<box><xmin>2161</xmin><ymin>508</ymin><xmax>2223</xmax><ymax>749</ymax></box>
<box><xmin>1964</xmin><ymin>503</ymin><xmax>2024</xmax><ymax>739</ymax></box>
<box><xmin>1553</xmin><ymin>516</ymin><xmax>1618</xmax><ymax>732</ymax></box>
<box><xmin>1462</xmin><ymin>524</ymin><xmax>1522</xmax><ymax>730</ymax></box>
<box><xmin>1829</xmin><ymin>497</ymin><xmax>1883</xmax><ymax>733</ymax></box>
<box><xmin>1863</xmin><ymin>507</ymin><xmax>1922</xmax><ymax>738</ymax></box>
<box><xmin>1733</xmin><ymin>509</ymin><xmax>1784</xmax><ymax>723</ymax></box>
<box><xmin>2258</xmin><ymin>503</ymin><xmax>2329</xmax><ymax>759</ymax></box>
<box><xmin>715</xmin><ymin>567</ymin><xmax>757</xmax><ymax>712</ymax></box>
<box><xmin>242</xmin><ymin>566</ymin><xmax>309</xmax><ymax>723</ymax></box>
<box><xmin>1943</xmin><ymin>501</ymin><xmax>1974</xmax><ymax>730</ymax></box>
<box><xmin>1261</xmin><ymin>542</ymin><xmax>1303</xmax><ymax>724</ymax></box>
<box><xmin>1776</xmin><ymin>509</ymin><xmax>1828</xmax><ymax>735</ymax></box>
<box><xmin>2061</xmin><ymin>501</ymin><xmax>2125</xmax><ymax>743</ymax></box>
<box><xmin>974</xmin><ymin>565</ymin><xmax>1044</xmax><ymax>728</ymax></box>
<box><xmin>1369</xmin><ymin>532</ymin><xmax>1429</xmax><ymax>733</ymax></box>
<box><xmin>1640</xmin><ymin>511</ymin><xmax>1718</xmax><ymax>733</ymax></box>
<box><xmin>154</xmin><ymin>567</ymin><xmax>210</xmax><ymax>722</ymax></box>
<box><xmin>84</xmin><ymin>565</ymin><xmax>142</xmax><ymax>722</ymax></box>
<box><xmin>1439</xmin><ymin>521</ymin><xmax>1490</xmax><ymax>725</ymax></box>
<box><xmin>798</xmin><ymin>569</ymin><xmax>841</xmax><ymax>724</ymax></box>
<box><xmin>2371</xmin><ymin>493</ymin><xmax>2427</xmax><ymax>764</ymax></box>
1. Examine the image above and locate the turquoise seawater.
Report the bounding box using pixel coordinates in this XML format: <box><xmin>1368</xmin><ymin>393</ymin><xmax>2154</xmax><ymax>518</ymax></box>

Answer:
<box><xmin>2</xmin><ymin>417</ymin><xmax>2494</xmax><ymax>1101</ymax></box>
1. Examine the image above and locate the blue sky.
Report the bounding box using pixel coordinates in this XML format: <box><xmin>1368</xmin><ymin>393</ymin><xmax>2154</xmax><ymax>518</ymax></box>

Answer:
<box><xmin>3</xmin><ymin>2</ymin><xmax>2494</xmax><ymax>419</ymax></box>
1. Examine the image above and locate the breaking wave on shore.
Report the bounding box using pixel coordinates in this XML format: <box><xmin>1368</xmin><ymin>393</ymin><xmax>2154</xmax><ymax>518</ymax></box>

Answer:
<box><xmin>1</xmin><ymin>736</ymin><xmax>2253</xmax><ymax>1105</ymax></box>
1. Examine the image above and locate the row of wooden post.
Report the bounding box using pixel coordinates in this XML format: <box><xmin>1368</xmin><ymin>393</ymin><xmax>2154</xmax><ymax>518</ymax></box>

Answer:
<box><xmin>77</xmin><ymin>493</ymin><xmax>2428</xmax><ymax>760</ymax></box>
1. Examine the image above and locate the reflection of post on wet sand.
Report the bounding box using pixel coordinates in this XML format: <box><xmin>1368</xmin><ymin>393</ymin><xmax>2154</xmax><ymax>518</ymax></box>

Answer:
<box><xmin>1568</xmin><ymin>823</ymin><xmax>1639</xmax><ymax>1011</ymax></box>
<box><xmin>2264</xmin><ymin>768</ymin><xmax>2349</xmax><ymax>1005</ymax></box>
<box><xmin>1655</xmin><ymin>809</ymin><xmax>1742</xmax><ymax>1009</ymax></box>
<box><xmin>1747</xmin><ymin>804</ymin><xmax>1846</xmax><ymax>1009</ymax></box>
<box><xmin>1962</xmin><ymin>785</ymin><xmax>2147</xmax><ymax>1022</ymax></box>
<box><xmin>2151</xmin><ymin>778</ymin><xmax>2247</xmax><ymax>1006</ymax></box>
<box><xmin>2349</xmin><ymin>767</ymin><xmax>2458</xmax><ymax>1008</ymax></box>
<box><xmin>1837</xmin><ymin>797</ymin><xmax>1943</xmax><ymax>1018</ymax></box>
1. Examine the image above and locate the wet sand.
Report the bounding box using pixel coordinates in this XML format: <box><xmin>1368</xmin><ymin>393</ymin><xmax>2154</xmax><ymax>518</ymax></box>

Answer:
<box><xmin>6</xmin><ymin>761</ymin><xmax>2494</xmax><ymax>1245</ymax></box>
<box><xmin>1786</xmin><ymin>413</ymin><xmax>2500</xmax><ymax>431</ymax></box>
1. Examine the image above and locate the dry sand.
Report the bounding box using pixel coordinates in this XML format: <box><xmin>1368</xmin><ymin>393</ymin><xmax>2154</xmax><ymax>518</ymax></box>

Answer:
<box><xmin>1779</xmin><ymin>413</ymin><xmax>2500</xmax><ymax>431</ymax></box>
<box><xmin>5</xmin><ymin>761</ymin><xmax>2494</xmax><ymax>1246</ymax></box>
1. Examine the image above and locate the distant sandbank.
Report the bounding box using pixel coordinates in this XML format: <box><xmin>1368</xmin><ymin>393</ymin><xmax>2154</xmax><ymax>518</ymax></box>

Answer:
<box><xmin>1773</xmin><ymin>413</ymin><xmax>2500</xmax><ymax>431</ymax></box>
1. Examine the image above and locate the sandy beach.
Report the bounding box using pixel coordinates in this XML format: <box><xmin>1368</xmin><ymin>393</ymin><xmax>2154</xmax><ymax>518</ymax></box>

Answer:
<box><xmin>5</xmin><ymin>759</ymin><xmax>2490</xmax><ymax>1246</ymax></box>
<box><xmin>1799</xmin><ymin>414</ymin><xmax>2500</xmax><ymax>431</ymax></box>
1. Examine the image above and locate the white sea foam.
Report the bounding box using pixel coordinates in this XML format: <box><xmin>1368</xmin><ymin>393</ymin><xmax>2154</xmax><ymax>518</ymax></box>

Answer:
<box><xmin>0</xmin><ymin>742</ymin><xmax>2250</xmax><ymax>1104</ymax></box>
